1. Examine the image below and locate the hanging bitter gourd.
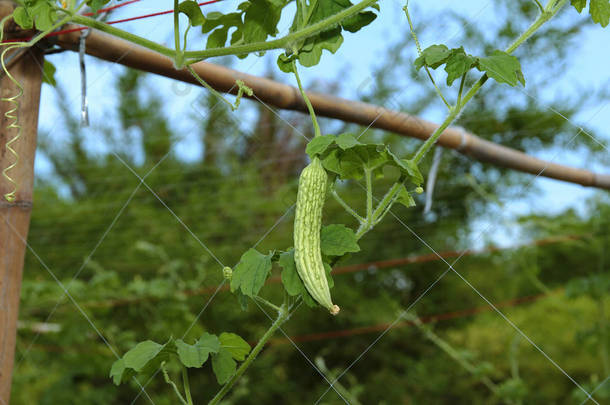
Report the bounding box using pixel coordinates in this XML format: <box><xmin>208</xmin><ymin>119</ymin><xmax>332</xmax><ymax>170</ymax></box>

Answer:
<box><xmin>294</xmin><ymin>157</ymin><xmax>340</xmax><ymax>315</ymax></box>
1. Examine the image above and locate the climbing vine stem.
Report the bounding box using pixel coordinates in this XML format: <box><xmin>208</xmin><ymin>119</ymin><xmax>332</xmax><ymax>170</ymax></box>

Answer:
<box><xmin>292</xmin><ymin>60</ymin><xmax>321</xmax><ymax>138</ymax></box>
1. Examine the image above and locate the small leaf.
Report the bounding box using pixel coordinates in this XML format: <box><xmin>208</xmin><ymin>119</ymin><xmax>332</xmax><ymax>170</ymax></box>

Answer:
<box><xmin>342</xmin><ymin>10</ymin><xmax>377</xmax><ymax>33</ymax></box>
<box><xmin>571</xmin><ymin>0</ymin><xmax>587</xmax><ymax>12</ymax></box>
<box><xmin>444</xmin><ymin>48</ymin><xmax>475</xmax><ymax>85</ymax></box>
<box><xmin>87</xmin><ymin>0</ymin><xmax>111</xmax><ymax>13</ymax></box>
<box><xmin>414</xmin><ymin>44</ymin><xmax>451</xmax><ymax>70</ymax></box>
<box><xmin>230</xmin><ymin>249</ymin><xmax>273</xmax><ymax>297</ymax></box>
<box><xmin>42</xmin><ymin>60</ymin><xmax>57</xmax><ymax>87</ymax></box>
<box><xmin>590</xmin><ymin>0</ymin><xmax>610</xmax><ymax>27</ymax></box>
<box><xmin>306</xmin><ymin>135</ymin><xmax>335</xmax><ymax>158</ymax></box>
<box><xmin>211</xmin><ymin>349</ymin><xmax>236</xmax><ymax>384</ymax></box>
<box><xmin>109</xmin><ymin>359</ymin><xmax>127</xmax><ymax>385</ymax></box>
<box><xmin>335</xmin><ymin>133</ymin><xmax>361</xmax><ymax>150</ymax></box>
<box><xmin>123</xmin><ymin>340</ymin><xmax>165</xmax><ymax>372</ymax></box>
<box><xmin>403</xmin><ymin>159</ymin><xmax>424</xmax><ymax>185</ymax></box>
<box><xmin>277</xmin><ymin>53</ymin><xmax>296</xmax><ymax>73</ymax></box>
<box><xmin>321</xmin><ymin>224</ymin><xmax>360</xmax><ymax>256</ymax></box>
<box><xmin>323</xmin><ymin>262</ymin><xmax>334</xmax><ymax>289</ymax></box>
<box><xmin>477</xmin><ymin>50</ymin><xmax>525</xmax><ymax>87</ymax></box>
<box><xmin>279</xmin><ymin>250</ymin><xmax>302</xmax><ymax>296</ymax></box>
<box><xmin>278</xmin><ymin>249</ymin><xmax>325</xmax><ymax>307</ymax></box>
<box><xmin>219</xmin><ymin>332</ymin><xmax>251</xmax><ymax>361</ymax></box>
<box><xmin>178</xmin><ymin>0</ymin><xmax>206</xmax><ymax>26</ymax></box>
<box><xmin>395</xmin><ymin>185</ymin><xmax>416</xmax><ymax>208</ymax></box>
<box><xmin>12</xmin><ymin>7</ymin><xmax>33</xmax><ymax>29</ymax></box>
<box><xmin>175</xmin><ymin>333</ymin><xmax>220</xmax><ymax>368</ymax></box>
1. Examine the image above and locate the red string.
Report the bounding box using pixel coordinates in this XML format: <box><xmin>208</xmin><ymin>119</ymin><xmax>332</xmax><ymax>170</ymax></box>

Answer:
<box><xmin>82</xmin><ymin>0</ymin><xmax>142</xmax><ymax>17</ymax></box>
<box><xmin>2</xmin><ymin>0</ymin><xmax>223</xmax><ymax>42</ymax></box>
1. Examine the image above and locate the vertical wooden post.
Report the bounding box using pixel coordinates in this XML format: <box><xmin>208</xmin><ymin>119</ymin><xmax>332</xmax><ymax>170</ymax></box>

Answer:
<box><xmin>0</xmin><ymin>5</ymin><xmax>44</xmax><ymax>402</ymax></box>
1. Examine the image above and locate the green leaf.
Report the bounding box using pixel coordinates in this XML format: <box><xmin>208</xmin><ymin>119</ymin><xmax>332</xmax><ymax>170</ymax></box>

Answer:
<box><xmin>277</xmin><ymin>53</ymin><xmax>296</xmax><ymax>73</ymax></box>
<box><xmin>277</xmin><ymin>249</ymin><xmax>322</xmax><ymax>307</ymax></box>
<box><xmin>298</xmin><ymin>27</ymin><xmax>344</xmax><ymax>67</ymax></box>
<box><xmin>444</xmin><ymin>47</ymin><xmax>475</xmax><ymax>86</ymax></box>
<box><xmin>306</xmin><ymin>135</ymin><xmax>335</xmax><ymax>158</ymax></box>
<box><xmin>12</xmin><ymin>6</ymin><xmax>33</xmax><ymax>29</ymax></box>
<box><xmin>87</xmin><ymin>0</ymin><xmax>111</xmax><ymax>13</ymax></box>
<box><xmin>395</xmin><ymin>184</ymin><xmax>416</xmax><ymax>208</ymax></box>
<box><xmin>321</xmin><ymin>224</ymin><xmax>360</xmax><ymax>256</ymax></box>
<box><xmin>230</xmin><ymin>248</ymin><xmax>273</xmax><ymax>297</ymax></box>
<box><xmin>219</xmin><ymin>332</ymin><xmax>251</xmax><ymax>361</ymax></box>
<box><xmin>279</xmin><ymin>250</ymin><xmax>302</xmax><ymax>296</ymax></box>
<box><xmin>42</xmin><ymin>60</ymin><xmax>57</xmax><ymax>87</ymax></box>
<box><xmin>571</xmin><ymin>0</ymin><xmax>587</xmax><ymax>12</ymax></box>
<box><xmin>178</xmin><ymin>1</ymin><xmax>206</xmax><ymax>26</ymax></box>
<box><xmin>414</xmin><ymin>44</ymin><xmax>451</xmax><ymax>70</ymax></box>
<box><xmin>29</xmin><ymin>2</ymin><xmax>56</xmax><ymax>32</ymax></box>
<box><xmin>211</xmin><ymin>348</ymin><xmax>236</xmax><ymax>384</ymax></box>
<box><xmin>122</xmin><ymin>340</ymin><xmax>166</xmax><ymax>372</ymax></box>
<box><xmin>323</xmin><ymin>262</ymin><xmax>334</xmax><ymax>288</ymax></box>
<box><xmin>175</xmin><ymin>333</ymin><xmax>220</xmax><ymax>368</ymax></box>
<box><xmin>477</xmin><ymin>50</ymin><xmax>525</xmax><ymax>87</ymax></box>
<box><xmin>590</xmin><ymin>0</ymin><xmax>610</xmax><ymax>27</ymax></box>
<box><xmin>403</xmin><ymin>159</ymin><xmax>424</xmax><ymax>185</ymax></box>
<box><xmin>342</xmin><ymin>10</ymin><xmax>377</xmax><ymax>33</ymax></box>
<box><xmin>109</xmin><ymin>359</ymin><xmax>133</xmax><ymax>386</ymax></box>
<box><xmin>335</xmin><ymin>133</ymin><xmax>361</xmax><ymax>150</ymax></box>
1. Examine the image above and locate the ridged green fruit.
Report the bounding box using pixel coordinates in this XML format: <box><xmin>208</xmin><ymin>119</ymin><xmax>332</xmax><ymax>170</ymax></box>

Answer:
<box><xmin>294</xmin><ymin>157</ymin><xmax>340</xmax><ymax>315</ymax></box>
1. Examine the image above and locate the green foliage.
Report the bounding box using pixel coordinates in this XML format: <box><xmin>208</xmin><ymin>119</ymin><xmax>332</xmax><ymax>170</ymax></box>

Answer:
<box><xmin>282</xmin><ymin>0</ymin><xmax>380</xmax><ymax>68</ymax></box>
<box><xmin>110</xmin><ymin>332</ymin><xmax>250</xmax><ymax>387</ymax></box>
<box><xmin>320</xmin><ymin>224</ymin><xmax>360</xmax><ymax>256</ymax></box>
<box><xmin>41</xmin><ymin>60</ymin><xmax>57</xmax><ymax>86</ymax></box>
<box><xmin>13</xmin><ymin>1</ymin><xmax>57</xmax><ymax>31</ymax></box>
<box><xmin>571</xmin><ymin>0</ymin><xmax>610</xmax><ymax>27</ymax></box>
<box><xmin>201</xmin><ymin>0</ymin><xmax>288</xmax><ymax>53</ymax></box>
<box><xmin>306</xmin><ymin>132</ymin><xmax>423</xmax><ymax>186</ymax></box>
<box><xmin>230</xmin><ymin>249</ymin><xmax>273</xmax><ymax>298</ymax></box>
<box><xmin>415</xmin><ymin>45</ymin><xmax>525</xmax><ymax>87</ymax></box>
<box><xmin>178</xmin><ymin>0</ymin><xmax>206</xmax><ymax>27</ymax></box>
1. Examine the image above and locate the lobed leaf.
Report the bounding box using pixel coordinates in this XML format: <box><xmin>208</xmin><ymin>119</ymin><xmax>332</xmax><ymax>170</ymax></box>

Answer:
<box><xmin>320</xmin><ymin>224</ymin><xmax>360</xmax><ymax>256</ymax></box>
<box><xmin>477</xmin><ymin>50</ymin><xmax>525</xmax><ymax>87</ymax></box>
<box><xmin>219</xmin><ymin>332</ymin><xmax>251</xmax><ymax>361</ymax></box>
<box><xmin>230</xmin><ymin>248</ymin><xmax>273</xmax><ymax>297</ymax></box>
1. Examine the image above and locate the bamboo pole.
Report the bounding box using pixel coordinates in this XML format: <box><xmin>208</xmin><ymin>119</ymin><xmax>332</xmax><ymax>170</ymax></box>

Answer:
<box><xmin>54</xmin><ymin>26</ymin><xmax>610</xmax><ymax>190</ymax></box>
<box><xmin>0</xmin><ymin>3</ymin><xmax>44</xmax><ymax>402</ymax></box>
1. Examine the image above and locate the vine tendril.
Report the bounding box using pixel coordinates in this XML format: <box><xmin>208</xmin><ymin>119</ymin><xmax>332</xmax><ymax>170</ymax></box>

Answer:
<box><xmin>1</xmin><ymin>45</ymin><xmax>25</xmax><ymax>202</ymax></box>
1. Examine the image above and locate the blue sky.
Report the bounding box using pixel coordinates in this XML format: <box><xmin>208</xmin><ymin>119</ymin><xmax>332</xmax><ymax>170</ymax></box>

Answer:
<box><xmin>37</xmin><ymin>0</ymin><xmax>609</xmax><ymax>228</ymax></box>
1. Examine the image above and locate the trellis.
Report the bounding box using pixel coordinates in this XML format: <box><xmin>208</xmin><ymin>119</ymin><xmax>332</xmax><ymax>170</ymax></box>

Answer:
<box><xmin>1</xmin><ymin>1</ymin><xmax>609</xmax><ymax>403</ymax></box>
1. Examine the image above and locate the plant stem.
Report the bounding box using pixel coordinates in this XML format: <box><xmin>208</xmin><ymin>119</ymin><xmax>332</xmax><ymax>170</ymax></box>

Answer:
<box><xmin>365</xmin><ymin>168</ymin><xmax>373</xmax><ymax>222</ymax></box>
<box><xmin>292</xmin><ymin>60</ymin><xmax>321</xmax><ymax>138</ymax></box>
<box><xmin>185</xmin><ymin>0</ymin><xmax>378</xmax><ymax>60</ymax></box>
<box><xmin>161</xmin><ymin>363</ymin><xmax>189</xmax><ymax>405</ymax></box>
<box><xmin>186</xmin><ymin>65</ymin><xmax>237</xmax><ymax>110</ymax></box>
<box><xmin>410</xmin><ymin>0</ymin><xmax>566</xmax><ymax>164</ymax></box>
<box><xmin>72</xmin><ymin>14</ymin><xmax>176</xmax><ymax>57</ymax></box>
<box><xmin>173</xmin><ymin>0</ymin><xmax>184</xmax><ymax>68</ymax></box>
<box><xmin>533</xmin><ymin>0</ymin><xmax>545</xmax><ymax>12</ymax></box>
<box><xmin>456</xmin><ymin>73</ymin><xmax>466</xmax><ymax>107</ymax></box>
<box><xmin>208</xmin><ymin>305</ymin><xmax>292</xmax><ymax>405</ymax></box>
<box><xmin>253</xmin><ymin>295</ymin><xmax>282</xmax><ymax>312</ymax></box>
<box><xmin>182</xmin><ymin>367</ymin><xmax>194</xmax><ymax>405</ymax></box>
<box><xmin>70</xmin><ymin>0</ymin><xmax>378</xmax><ymax>62</ymax></box>
<box><xmin>331</xmin><ymin>189</ymin><xmax>365</xmax><ymax>223</ymax></box>
<box><xmin>403</xmin><ymin>4</ymin><xmax>450</xmax><ymax>110</ymax></box>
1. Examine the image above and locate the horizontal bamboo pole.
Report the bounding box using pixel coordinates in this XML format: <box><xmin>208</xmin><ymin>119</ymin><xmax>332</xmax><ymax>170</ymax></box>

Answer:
<box><xmin>54</xmin><ymin>26</ymin><xmax>610</xmax><ymax>190</ymax></box>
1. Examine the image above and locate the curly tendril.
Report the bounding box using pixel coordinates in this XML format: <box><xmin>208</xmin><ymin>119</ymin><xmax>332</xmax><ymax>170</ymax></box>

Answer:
<box><xmin>1</xmin><ymin>45</ymin><xmax>25</xmax><ymax>202</ymax></box>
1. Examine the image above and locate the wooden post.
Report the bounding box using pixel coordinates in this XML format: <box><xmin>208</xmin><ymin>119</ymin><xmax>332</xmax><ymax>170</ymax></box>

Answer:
<box><xmin>0</xmin><ymin>4</ymin><xmax>44</xmax><ymax>402</ymax></box>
